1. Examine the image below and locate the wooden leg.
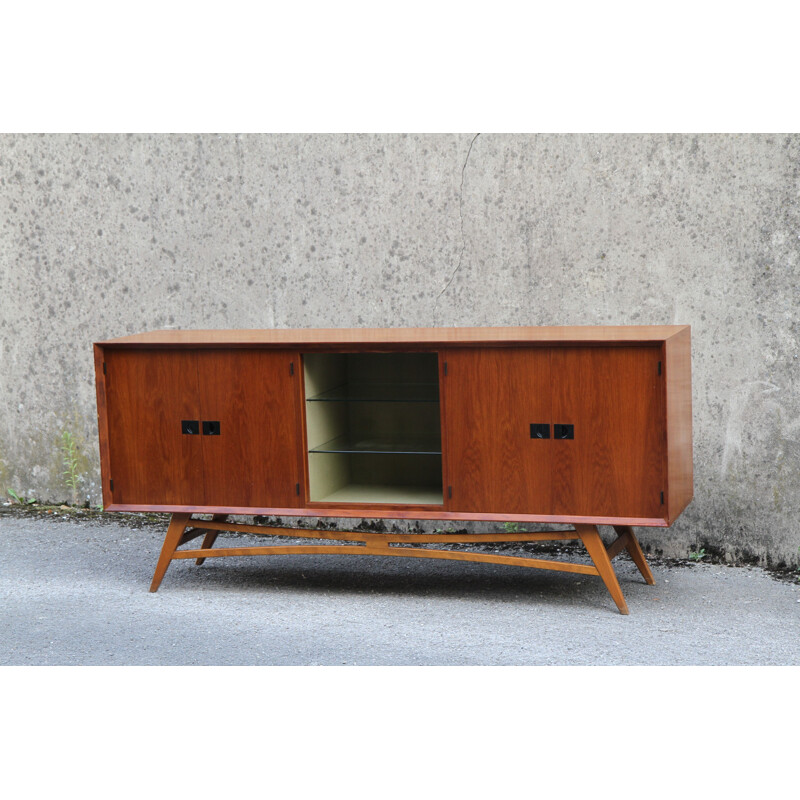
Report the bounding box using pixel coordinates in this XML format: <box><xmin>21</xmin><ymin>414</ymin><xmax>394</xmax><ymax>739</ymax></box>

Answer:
<box><xmin>576</xmin><ymin>524</ymin><xmax>629</xmax><ymax>615</ymax></box>
<box><xmin>149</xmin><ymin>513</ymin><xmax>191</xmax><ymax>592</ymax></box>
<box><xmin>196</xmin><ymin>514</ymin><xmax>228</xmax><ymax>565</ymax></box>
<box><xmin>613</xmin><ymin>525</ymin><xmax>656</xmax><ymax>585</ymax></box>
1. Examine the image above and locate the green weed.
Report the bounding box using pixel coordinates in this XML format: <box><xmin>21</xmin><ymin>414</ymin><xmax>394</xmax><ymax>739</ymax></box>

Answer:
<box><xmin>60</xmin><ymin>430</ymin><xmax>81</xmax><ymax>506</ymax></box>
<box><xmin>6</xmin><ymin>488</ymin><xmax>36</xmax><ymax>505</ymax></box>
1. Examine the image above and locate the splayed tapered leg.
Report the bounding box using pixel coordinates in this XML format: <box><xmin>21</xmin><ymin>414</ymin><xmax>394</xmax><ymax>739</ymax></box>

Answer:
<box><xmin>196</xmin><ymin>514</ymin><xmax>229</xmax><ymax>565</ymax></box>
<box><xmin>576</xmin><ymin>524</ymin><xmax>629</xmax><ymax>614</ymax></box>
<box><xmin>149</xmin><ymin>513</ymin><xmax>191</xmax><ymax>592</ymax></box>
<box><xmin>612</xmin><ymin>524</ymin><xmax>656</xmax><ymax>585</ymax></box>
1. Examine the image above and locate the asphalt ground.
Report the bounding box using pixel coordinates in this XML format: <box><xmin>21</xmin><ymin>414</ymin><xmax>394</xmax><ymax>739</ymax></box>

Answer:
<box><xmin>2</xmin><ymin>509</ymin><xmax>799</xmax><ymax>665</ymax></box>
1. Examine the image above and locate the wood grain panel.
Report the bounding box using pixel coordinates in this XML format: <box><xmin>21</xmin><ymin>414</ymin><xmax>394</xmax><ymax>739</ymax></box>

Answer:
<box><xmin>104</xmin><ymin>502</ymin><xmax>668</xmax><ymax>526</ymax></box>
<box><xmin>96</xmin><ymin>327</ymin><xmax>689</xmax><ymax>527</ymax></box>
<box><xmin>93</xmin><ymin>345</ymin><xmax>112</xmax><ymax>507</ymax></box>
<box><xmin>551</xmin><ymin>346</ymin><xmax>665</xmax><ymax>518</ymax></box>
<box><xmin>442</xmin><ymin>348</ymin><xmax>552</xmax><ymax>513</ymax></box>
<box><xmin>197</xmin><ymin>350</ymin><xmax>301</xmax><ymax>508</ymax></box>
<box><xmin>97</xmin><ymin>325</ymin><xmax>690</xmax><ymax>349</ymax></box>
<box><xmin>665</xmin><ymin>327</ymin><xmax>693</xmax><ymax>523</ymax></box>
<box><xmin>104</xmin><ymin>349</ymin><xmax>204</xmax><ymax>505</ymax></box>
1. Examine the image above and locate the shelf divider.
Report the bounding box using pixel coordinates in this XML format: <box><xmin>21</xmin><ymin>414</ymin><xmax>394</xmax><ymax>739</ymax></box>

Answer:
<box><xmin>309</xmin><ymin>435</ymin><xmax>442</xmax><ymax>455</ymax></box>
<box><xmin>306</xmin><ymin>382</ymin><xmax>439</xmax><ymax>403</ymax></box>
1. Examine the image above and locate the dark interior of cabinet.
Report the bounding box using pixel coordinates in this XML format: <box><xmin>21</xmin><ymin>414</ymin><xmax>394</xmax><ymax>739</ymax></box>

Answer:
<box><xmin>303</xmin><ymin>352</ymin><xmax>443</xmax><ymax>504</ymax></box>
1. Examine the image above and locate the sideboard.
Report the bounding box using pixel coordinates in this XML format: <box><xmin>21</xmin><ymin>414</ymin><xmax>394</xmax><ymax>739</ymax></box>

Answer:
<box><xmin>93</xmin><ymin>325</ymin><xmax>693</xmax><ymax>613</ymax></box>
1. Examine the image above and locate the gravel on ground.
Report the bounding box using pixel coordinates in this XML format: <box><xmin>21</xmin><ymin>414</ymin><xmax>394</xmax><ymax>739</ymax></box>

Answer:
<box><xmin>2</xmin><ymin>508</ymin><xmax>799</xmax><ymax>665</ymax></box>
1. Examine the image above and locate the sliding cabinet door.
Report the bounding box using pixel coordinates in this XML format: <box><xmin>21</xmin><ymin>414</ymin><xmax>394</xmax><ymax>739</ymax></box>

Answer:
<box><xmin>550</xmin><ymin>346</ymin><xmax>665</xmax><ymax>518</ymax></box>
<box><xmin>104</xmin><ymin>349</ymin><xmax>204</xmax><ymax>505</ymax></box>
<box><xmin>442</xmin><ymin>348</ymin><xmax>551</xmax><ymax>514</ymax></box>
<box><xmin>197</xmin><ymin>350</ymin><xmax>302</xmax><ymax>508</ymax></box>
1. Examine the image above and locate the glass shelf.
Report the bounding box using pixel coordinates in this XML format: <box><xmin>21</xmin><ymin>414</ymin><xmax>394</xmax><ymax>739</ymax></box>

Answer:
<box><xmin>309</xmin><ymin>435</ymin><xmax>442</xmax><ymax>455</ymax></box>
<box><xmin>304</xmin><ymin>352</ymin><xmax>443</xmax><ymax>504</ymax></box>
<box><xmin>306</xmin><ymin>382</ymin><xmax>439</xmax><ymax>403</ymax></box>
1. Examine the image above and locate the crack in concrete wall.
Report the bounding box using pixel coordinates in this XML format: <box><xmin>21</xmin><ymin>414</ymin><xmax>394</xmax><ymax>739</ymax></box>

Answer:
<box><xmin>433</xmin><ymin>132</ymin><xmax>480</xmax><ymax>324</ymax></box>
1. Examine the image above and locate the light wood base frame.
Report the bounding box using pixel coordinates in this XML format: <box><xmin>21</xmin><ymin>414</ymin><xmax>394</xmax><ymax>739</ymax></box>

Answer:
<box><xmin>148</xmin><ymin>514</ymin><xmax>656</xmax><ymax>613</ymax></box>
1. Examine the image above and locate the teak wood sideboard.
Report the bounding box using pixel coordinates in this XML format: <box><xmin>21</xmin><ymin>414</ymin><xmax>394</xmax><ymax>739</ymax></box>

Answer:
<box><xmin>93</xmin><ymin>325</ymin><xmax>693</xmax><ymax>614</ymax></box>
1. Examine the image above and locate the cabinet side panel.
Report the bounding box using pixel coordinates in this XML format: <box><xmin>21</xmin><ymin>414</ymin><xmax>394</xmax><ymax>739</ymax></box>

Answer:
<box><xmin>93</xmin><ymin>345</ymin><xmax>112</xmax><ymax>508</ymax></box>
<box><xmin>442</xmin><ymin>348</ymin><xmax>552</xmax><ymax>514</ymax></box>
<box><xmin>104</xmin><ymin>349</ymin><xmax>204</xmax><ymax>505</ymax></box>
<box><xmin>666</xmin><ymin>327</ymin><xmax>693</xmax><ymax>522</ymax></box>
<box><xmin>551</xmin><ymin>346</ymin><xmax>665</xmax><ymax>518</ymax></box>
<box><xmin>198</xmin><ymin>350</ymin><xmax>302</xmax><ymax>508</ymax></box>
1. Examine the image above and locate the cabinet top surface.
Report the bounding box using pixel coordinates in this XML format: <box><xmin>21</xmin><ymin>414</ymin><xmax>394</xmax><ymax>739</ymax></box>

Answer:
<box><xmin>96</xmin><ymin>325</ymin><xmax>689</xmax><ymax>348</ymax></box>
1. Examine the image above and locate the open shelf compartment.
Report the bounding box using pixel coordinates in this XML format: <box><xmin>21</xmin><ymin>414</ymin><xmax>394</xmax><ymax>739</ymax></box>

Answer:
<box><xmin>303</xmin><ymin>352</ymin><xmax>443</xmax><ymax>505</ymax></box>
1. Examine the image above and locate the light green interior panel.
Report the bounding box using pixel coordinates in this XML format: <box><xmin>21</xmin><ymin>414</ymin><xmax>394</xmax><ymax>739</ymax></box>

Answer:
<box><xmin>303</xmin><ymin>352</ymin><xmax>443</xmax><ymax>505</ymax></box>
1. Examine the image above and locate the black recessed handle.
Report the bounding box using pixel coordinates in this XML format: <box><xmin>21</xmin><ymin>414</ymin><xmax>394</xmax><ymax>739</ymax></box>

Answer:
<box><xmin>181</xmin><ymin>420</ymin><xmax>200</xmax><ymax>435</ymax></box>
<box><xmin>554</xmin><ymin>424</ymin><xmax>574</xmax><ymax>440</ymax></box>
<box><xmin>202</xmin><ymin>420</ymin><xmax>221</xmax><ymax>436</ymax></box>
<box><xmin>530</xmin><ymin>423</ymin><xmax>550</xmax><ymax>439</ymax></box>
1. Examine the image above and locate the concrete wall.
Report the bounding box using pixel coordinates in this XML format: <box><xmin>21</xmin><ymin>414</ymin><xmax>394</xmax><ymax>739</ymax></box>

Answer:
<box><xmin>1</xmin><ymin>133</ymin><xmax>798</xmax><ymax>565</ymax></box>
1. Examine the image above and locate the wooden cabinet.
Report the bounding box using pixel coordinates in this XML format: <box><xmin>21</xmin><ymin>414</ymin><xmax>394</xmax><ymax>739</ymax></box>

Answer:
<box><xmin>194</xmin><ymin>349</ymin><xmax>301</xmax><ymax>509</ymax></box>
<box><xmin>442</xmin><ymin>347</ymin><xmax>553</xmax><ymax>515</ymax></box>
<box><xmin>94</xmin><ymin>325</ymin><xmax>693</xmax><ymax>613</ymax></box>
<box><xmin>102</xmin><ymin>348</ymin><xmax>204</xmax><ymax>506</ymax></box>
<box><xmin>442</xmin><ymin>344</ymin><xmax>667</xmax><ymax>520</ymax></box>
<box><xmin>101</xmin><ymin>348</ymin><xmax>301</xmax><ymax>509</ymax></box>
<box><xmin>548</xmin><ymin>345</ymin><xmax>665</xmax><ymax>520</ymax></box>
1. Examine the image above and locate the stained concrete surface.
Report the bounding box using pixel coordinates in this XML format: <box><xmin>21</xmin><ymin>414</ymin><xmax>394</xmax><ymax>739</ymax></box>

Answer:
<box><xmin>1</xmin><ymin>134</ymin><xmax>798</xmax><ymax>566</ymax></box>
<box><xmin>2</xmin><ymin>510</ymin><xmax>798</xmax><ymax>666</ymax></box>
